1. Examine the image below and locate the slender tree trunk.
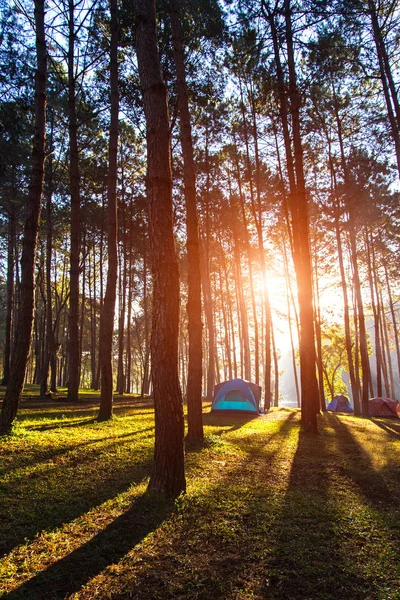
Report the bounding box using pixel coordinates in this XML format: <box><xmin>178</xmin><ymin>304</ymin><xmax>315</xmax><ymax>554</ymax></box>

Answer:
<box><xmin>330</xmin><ymin>160</ymin><xmax>360</xmax><ymax>411</ymax></box>
<box><xmin>284</xmin><ymin>0</ymin><xmax>319</xmax><ymax>428</ymax></box>
<box><xmin>67</xmin><ymin>0</ymin><xmax>81</xmax><ymax>402</ymax></box>
<box><xmin>141</xmin><ymin>245</ymin><xmax>150</xmax><ymax>396</ymax></box>
<box><xmin>218</xmin><ymin>260</ymin><xmax>232</xmax><ymax>381</ymax></box>
<box><xmin>368</xmin><ymin>0</ymin><xmax>400</xmax><ymax>177</ymax></box>
<box><xmin>283</xmin><ymin>240</ymin><xmax>300</xmax><ymax>407</ymax></box>
<box><xmin>385</xmin><ymin>264</ymin><xmax>400</xmax><ymax>382</ymax></box>
<box><xmin>170</xmin><ymin>1</ymin><xmax>203</xmax><ymax>441</ymax></box>
<box><xmin>313</xmin><ymin>255</ymin><xmax>326</xmax><ymax>411</ymax></box>
<box><xmin>231</xmin><ymin>143</ymin><xmax>260</xmax><ymax>384</ymax></box>
<box><xmin>134</xmin><ymin>0</ymin><xmax>185</xmax><ymax>496</ymax></box>
<box><xmin>271</xmin><ymin>321</ymin><xmax>279</xmax><ymax>407</ymax></box>
<box><xmin>98</xmin><ymin>0</ymin><xmax>119</xmax><ymax>421</ymax></box>
<box><xmin>332</xmin><ymin>83</ymin><xmax>371</xmax><ymax>414</ymax></box>
<box><xmin>0</xmin><ymin>0</ymin><xmax>46</xmax><ymax>434</ymax></box>
<box><xmin>202</xmin><ymin>126</ymin><xmax>216</xmax><ymax>400</ymax></box>
<box><xmin>126</xmin><ymin>247</ymin><xmax>133</xmax><ymax>393</ymax></box>
<box><xmin>365</xmin><ymin>229</ymin><xmax>382</xmax><ymax>396</ymax></box>
<box><xmin>227</xmin><ymin>186</ymin><xmax>251</xmax><ymax>381</ymax></box>
<box><xmin>89</xmin><ymin>247</ymin><xmax>98</xmax><ymax>389</ymax></box>
<box><xmin>249</xmin><ymin>85</ymin><xmax>272</xmax><ymax>406</ymax></box>
<box><xmin>40</xmin><ymin>139</ymin><xmax>56</xmax><ymax>397</ymax></box>
<box><xmin>2</xmin><ymin>202</ymin><xmax>16</xmax><ymax>386</ymax></box>
<box><xmin>264</xmin><ymin>1</ymin><xmax>319</xmax><ymax>427</ymax></box>
<box><xmin>379</xmin><ymin>287</ymin><xmax>394</xmax><ymax>397</ymax></box>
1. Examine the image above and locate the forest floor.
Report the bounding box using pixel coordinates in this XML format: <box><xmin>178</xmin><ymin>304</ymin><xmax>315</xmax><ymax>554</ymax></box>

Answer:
<box><xmin>0</xmin><ymin>394</ymin><xmax>400</xmax><ymax>599</ymax></box>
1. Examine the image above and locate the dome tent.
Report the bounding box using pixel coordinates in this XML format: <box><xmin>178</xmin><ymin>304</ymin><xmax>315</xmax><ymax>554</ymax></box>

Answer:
<box><xmin>369</xmin><ymin>397</ymin><xmax>400</xmax><ymax>418</ymax></box>
<box><xmin>211</xmin><ymin>378</ymin><xmax>262</xmax><ymax>414</ymax></box>
<box><xmin>327</xmin><ymin>394</ymin><xmax>353</xmax><ymax>413</ymax></box>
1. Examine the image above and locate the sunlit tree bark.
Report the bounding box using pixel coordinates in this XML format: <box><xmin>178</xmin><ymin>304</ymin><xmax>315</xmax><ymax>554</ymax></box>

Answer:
<box><xmin>134</xmin><ymin>0</ymin><xmax>185</xmax><ymax>496</ymax></box>
<box><xmin>170</xmin><ymin>0</ymin><xmax>203</xmax><ymax>441</ymax></box>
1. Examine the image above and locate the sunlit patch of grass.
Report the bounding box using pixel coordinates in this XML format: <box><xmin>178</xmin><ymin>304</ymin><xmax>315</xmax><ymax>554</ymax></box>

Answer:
<box><xmin>1</xmin><ymin>405</ymin><xmax>400</xmax><ymax>599</ymax></box>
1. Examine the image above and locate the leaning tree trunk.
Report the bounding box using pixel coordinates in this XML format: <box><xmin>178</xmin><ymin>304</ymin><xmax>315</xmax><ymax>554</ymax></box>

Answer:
<box><xmin>134</xmin><ymin>0</ymin><xmax>186</xmax><ymax>497</ymax></box>
<box><xmin>98</xmin><ymin>0</ymin><xmax>119</xmax><ymax>421</ymax></box>
<box><xmin>0</xmin><ymin>0</ymin><xmax>47</xmax><ymax>435</ymax></box>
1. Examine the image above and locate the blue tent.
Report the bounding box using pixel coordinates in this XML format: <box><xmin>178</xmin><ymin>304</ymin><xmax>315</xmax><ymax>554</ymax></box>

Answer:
<box><xmin>327</xmin><ymin>394</ymin><xmax>353</xmax><ymax>413</ymax></box>
<box><xmin>211</xmin><ymin>378</ymin><xmax>261</xmax><ymax>414</ymax></box>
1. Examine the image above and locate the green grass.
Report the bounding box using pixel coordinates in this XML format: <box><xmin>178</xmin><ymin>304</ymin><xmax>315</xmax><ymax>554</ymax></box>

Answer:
<box><xmin>1</xmin><ymin>399</ymin><xmax>400</xmax><ymax>599</ymax></box>
<box><xmin>0</xmin><ymin>383</ymin><xmax>144</xmax><ymax>399</ymax></box>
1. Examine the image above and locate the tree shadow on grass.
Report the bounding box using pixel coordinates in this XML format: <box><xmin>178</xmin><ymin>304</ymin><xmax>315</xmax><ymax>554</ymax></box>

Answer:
<box><xmin>5</xmin><ymin>415</ymin><xmax>300</xmax><ymax>600</ymax></box>
<box><xmin>109</xmin><ymin>412</ymin><xmax>301</xmax><ymax>600</ymax></box>
<box><xmin>0</xmin><ymin>427</ymin><xmax>155</xmax><ymax>480</ymax></box>
<box><xmin>25</xmin><ymin>417</ymin><xmax>98</xmax><ymax>431</ymax></box>
<box><xmin>326</xmin><ymin>414</ymin><xmax>400</xmax><ymax>506</ymax></box>
<box><xmin>185</xmin><ymin>412</ymin><xmax>274</xmax><ymax>451</ymax></box>
<box><xmin>3</xmin><ymin>492</ymin><xmax>175</xmax><ymax>600</ymax></box>
<box><xmin>0</xmin><ymin>438</ymin><xmax>155</xmax><ymax>557</ymax></box>
<box><xmin>371</xmin><ymin>417</ymin><xmax>400</xmax><ymax>438</ymax></box>
<box><xmin>202</xmin><ymin>411</ymin><xmax>259</xmax><ymax>429</ymax></box>
<box><xmin>257</xmin><ymin>426</ymin><xmax>374</xmax><ymax>600</ymax></box>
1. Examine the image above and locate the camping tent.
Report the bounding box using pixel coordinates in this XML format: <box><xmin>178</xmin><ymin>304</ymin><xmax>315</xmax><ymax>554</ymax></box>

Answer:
<box><xmin>327</xmin><ymin>394</ymin><xmax>354</xmax><ymax>413</ymax></box>
<box><xmin>368</xmin><ymin>397</ymin><xmax>400</xmax><ymax>418</ymax></box>
<box><xmin>211</xmin><ymin>378</ymin><xmax>262</xmax><ymax>414</ymax></box>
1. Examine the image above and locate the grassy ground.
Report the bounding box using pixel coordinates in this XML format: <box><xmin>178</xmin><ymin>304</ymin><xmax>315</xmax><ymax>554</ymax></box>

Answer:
<box><xmin>0</xmin><ymin>396</ymin><xmax>400</xmax><ymax>599</ymax></box>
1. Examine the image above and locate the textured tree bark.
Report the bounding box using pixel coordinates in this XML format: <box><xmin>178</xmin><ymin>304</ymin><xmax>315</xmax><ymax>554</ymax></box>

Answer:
<box><xmin>264</xmin><ymin>1</ymin><xmax>319</xmax><ymax>426</ymax></box>
<box><xmin>40</xmin><ymin>140</ymin><xmax>56</xmax><ymax>397</ymax></box>
<box><xmin>116</xmin><ymin>234</ymin><xmax>126</xmax><ymax>393</ymax></box>
<box><xmin>170</xmin><ymin>0</ymin><xmax>203</xmax><ymax>442</ymax></box>
<box><xmin>284</xmin><ymin>0</ymin><xmax>319</xmax><ymax>431</ymax></box>
<box><xmin>98</xmin><ymin>0</ymin><xmax>119</xmax><ymax>421</ymax></box>
<box><xmin>67</xmin><ymin>0</ymin><xmax>81</xmax><ymax>403</ymax></box>
<box><xmin>0</xmin><ymin>0</ymin><xmax>47</xmax><ymax>435</ymax></box>
<box><xmin>202</xmin><ymin>128</ymin><xmax>216</xmax><ymax>401</ymax></box>
<box><xmin>134</xmin><ymin>0</ymin><xmax>186</xmax><ymax>497</ymax></box>
<box><xmin>2</xmin><ymin>201</ymin><xmax>16</xmax><ymax>386</ymax></box>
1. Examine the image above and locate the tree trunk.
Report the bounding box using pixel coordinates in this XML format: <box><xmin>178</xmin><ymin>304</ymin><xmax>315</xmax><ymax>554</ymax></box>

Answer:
<box><xmin>98</xmin><ymin>0</ymin><xmax>119</xmax><ymax>421</ymax></box>
<box><xmin>232</xmin><ymin>140</ymin><xmax>260</xmax><ymax>384</ymax></box>
<box><xmin>0</xmin><ymin>0</ymin><xmax>47</xmax><ymax>434</ymax></box>
<box><xmin>170</xmin><ymin>0</ymin><xmax>203</xmax><ymax>441</ymax></box>
<box><xmin>141</xmin><ymin>244</ymin><xmax>151</xmax><ymax>396</ymax></box>
<box><xmin>385</xmin><ymin>264</ymin><xmax>400</xmax><ymax>383</ymax></box>
<box><xmin>313</xmin><ymin>254</ymin><xmax>326</xmax><ymax>411</ymax></box>
<box><xmin>202</xmin><ymin>126</ymin><xmax>216</xmax><ymax>401</ymax></box>
<box><xmin>284</xmin><ymin>0</ymin><xmax>319</xmax><ymax>429</ymax></box>
<box><xmin>2</xmin><ymin>202</ymin><xmax>16</xmax><ymax>386</ymax></box>
<box><xmin>134</xmin><ymin>0</ymin><xmax>185</xmax><ymax>497</ymax></box>
<box><xmin>40</xmin><ymin>139</ymin><xmax>56</xmax><ymax>397</ymax></box>
<box><xmin>67</xmin><ymin>0</ymin><xmax>81</xmax><ymax>402</ymax></box>
<box><xmin>368</xmin><ymin>0</ymin><xmax>400</xmax><ymax>178</ymax></box>
<box><xmin>332</xmin><ymin>84</ymin><xmax>371</xmax><ymax>414</ymax></box>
